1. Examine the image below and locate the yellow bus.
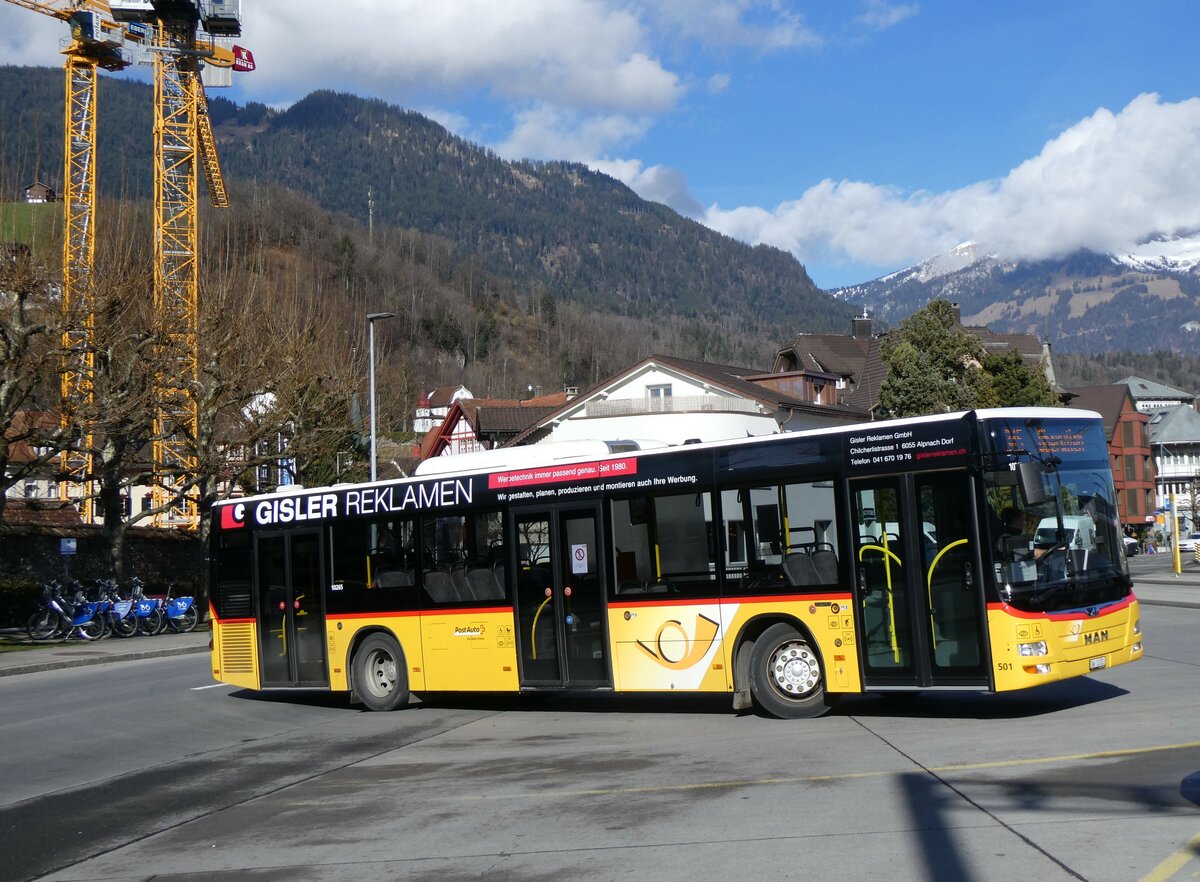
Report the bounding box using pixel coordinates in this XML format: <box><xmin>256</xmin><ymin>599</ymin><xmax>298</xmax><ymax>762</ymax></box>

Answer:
<box><xmin>208</xmin><ymin>407</ymin><xmax>1143</xmax><ymax>718</ymax></box>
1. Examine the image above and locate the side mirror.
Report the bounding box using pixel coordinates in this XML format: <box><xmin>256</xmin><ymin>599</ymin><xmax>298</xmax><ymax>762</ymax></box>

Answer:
<box><xmin>1016</xmin><ymin>460</ymin><xmax>1047</xmax><ymax>506</ymax></box>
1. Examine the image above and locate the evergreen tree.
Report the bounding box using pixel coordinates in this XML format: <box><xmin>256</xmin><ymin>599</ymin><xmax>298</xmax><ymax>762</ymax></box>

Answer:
<box><xmin>878</xmin><ymin>300</ymin><xmax>990</xmax><ymax>417</ymax></box>
<box><xmin>982</xmin><ymin>348</ymin><xmax>1058</xmax><ymax>408</ymax></box>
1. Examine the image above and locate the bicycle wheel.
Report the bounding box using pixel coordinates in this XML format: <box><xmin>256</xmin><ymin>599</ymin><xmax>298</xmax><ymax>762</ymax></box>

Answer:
<box><xmin>168</xmin><ymin>606</ymin><xmax>199</xmax><ymax>633</ymax></box>
<box><xmin>138</xmin><ymin>609</ymin><xmax>164</xmax><ymax>636</ymax></box>
<box><xmin>112</xmin><ymin>613</ymin><xmax>138</xmax><ymax>638</ymax></box>
<box><xmin>74</xmin><ymin>617</ymin><xmax>105</xmax><ymax>641</ymax></box>
<box><xmin>27</xmin><ymin>609</ymin><xmax>59</xmax><ymax>641</ymax></box>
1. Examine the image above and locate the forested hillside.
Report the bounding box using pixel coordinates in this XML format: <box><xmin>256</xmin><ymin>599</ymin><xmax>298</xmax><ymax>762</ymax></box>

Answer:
<box><xmin>1053</xmin><ymin>351</ymin><xmax>1200</xmax><ymax>395</ymax></box>
<box><xmin>0</xmin><ymin>65</ymin><xmax>851</xmax><ymax>401</ymax></box>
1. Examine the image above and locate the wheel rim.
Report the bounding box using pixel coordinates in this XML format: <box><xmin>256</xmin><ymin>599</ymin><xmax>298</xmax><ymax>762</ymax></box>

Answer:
<box><xmin>766</xmin><ymin>640</ymin><xmax>821</xmax><ymax>700</ymax></box>
<box><xmin>364</xmin><ymin>647</ymin><xmax>398</xmax><ymax>699</ymax></box>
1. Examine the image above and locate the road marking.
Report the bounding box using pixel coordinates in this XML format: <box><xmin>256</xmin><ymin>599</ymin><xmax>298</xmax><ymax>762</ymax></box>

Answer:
<box><xmin>1139</xmin><ymin>831</ymin><xmax>1200</xmax><ymax>882</ymax></box>
<box><xmin>929</xmin><ymin>741</ymin><xmax>1200</xmax><ymax>773</ymax></box>
<box><xmin>190</xmin><ymin>683</ymin><xmax>229</xmax><ymax>691</ymax></box>
<box><xmin>447</xmin><ymin>740</ymin><xmax>1200</xmax><ymax>801</ymax></box>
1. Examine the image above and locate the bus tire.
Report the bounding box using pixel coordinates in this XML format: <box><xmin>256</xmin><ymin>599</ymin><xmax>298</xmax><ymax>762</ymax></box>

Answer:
<box><xmin>352</xmin><ymin>633</ymin><xmax>409</xmax><ymax>712</ymax></box>
<box><xmin>748</xmin><ymin>623</ymin><xmax>828</xmax><ymax>719</ymax></box>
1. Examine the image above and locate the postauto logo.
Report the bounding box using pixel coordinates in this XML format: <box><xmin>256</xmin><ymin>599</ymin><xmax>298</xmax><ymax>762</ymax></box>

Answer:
<box><xmin>219</xmin><ymin>502</ymin><xmax>247</xmax><ymax>530</ymax></box>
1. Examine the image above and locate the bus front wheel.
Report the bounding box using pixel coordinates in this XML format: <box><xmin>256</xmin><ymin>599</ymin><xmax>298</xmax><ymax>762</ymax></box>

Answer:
<box><xmin>353</xmin><ymin>634</ymin><xmax>410</xmax><ymax>712</ymax></box>
<box><xmin>748</xmin><ymin>623</ymin><xmax>828</xmax><ymax>719</ymax></box>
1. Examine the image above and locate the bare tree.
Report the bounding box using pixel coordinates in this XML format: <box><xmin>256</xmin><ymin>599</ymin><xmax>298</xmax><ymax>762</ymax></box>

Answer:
<box><xmin>0</xmin><ymin>250</ymin><xmax>67</xmax><ymax>528</ymax></box>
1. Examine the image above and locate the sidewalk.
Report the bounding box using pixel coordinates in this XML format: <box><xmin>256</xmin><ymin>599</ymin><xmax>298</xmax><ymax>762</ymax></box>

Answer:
<box><xmin>0</xmin><ymin>628</ymin><xmax>210</xmax><ymax>678</ymax></box>
<box><xmin>0</xmin><ymin>567</ymin><xmax>1194</xmax><ymax>679</ymax></box>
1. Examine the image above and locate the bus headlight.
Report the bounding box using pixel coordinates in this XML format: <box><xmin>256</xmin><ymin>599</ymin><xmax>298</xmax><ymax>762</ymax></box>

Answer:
<box><xmin>1018</xmin><ymin>641</ymin><xmax>1048</xmax><ymax>657</ymax></box>
<box><xmin>1133</xmin><ymin>620</ymin><xmax>1141</xmax><ymax>636</ymax></box>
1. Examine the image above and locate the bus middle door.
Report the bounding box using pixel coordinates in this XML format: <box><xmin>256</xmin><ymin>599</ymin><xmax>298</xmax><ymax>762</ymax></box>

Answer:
<box><xmin>512</xmin><ymin>504</ymin><xmax>609</xmax><ymax>687</ymax></box>
<box><xmin>256</xmin><ymin>530</ymin><xmax>329</xmax><ymax>687</ymax></box>
<box><xmin>851</xmin><ymin>472</ymin><xmax>987</xmax><ymax>689</ymax></box>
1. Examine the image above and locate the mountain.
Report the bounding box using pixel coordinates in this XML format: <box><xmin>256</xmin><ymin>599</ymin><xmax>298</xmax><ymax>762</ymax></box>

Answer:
<box><xmin>0</xmin><ymin>66</ymin><xmax>852</xmax><ymax>343</ymax></box>
<box><xmin>832</xmin><ymin>238</ymin><xmax>1200</xmax><ymax>353</ymax></box>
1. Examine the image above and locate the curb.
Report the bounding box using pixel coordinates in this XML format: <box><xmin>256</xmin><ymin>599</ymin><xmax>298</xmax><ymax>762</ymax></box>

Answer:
<box><xmin>1138</xmin><ymin>598</ymin><xmax>1200</xmax><ymax>610</ymax></box>
<box><xmin>0</xmin><ymin>643</ymin><xmax>208</xmax><ymax>678</ymax></box>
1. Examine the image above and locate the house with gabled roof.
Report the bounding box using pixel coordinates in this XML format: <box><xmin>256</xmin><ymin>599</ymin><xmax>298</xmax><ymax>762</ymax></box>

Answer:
<box><xmin>420</xmin><ymin>393</ymin><xmax>572</xmax><ymax>461</ymax></box>
<box><xmin>504</xmin><ymin>354</ymin><xmax>868</xmax><ymax>448</ymax></box>
<box><xmin>413</xmin><ymin>385</ymin><xmax>473</xmax><ymax>433</ymax></box>
<box><xmin>774</xmin><ymin>306</ymin><xmax>1057</xmax><ymax>414</ymax></box>
<box><xmin>1147</xmin><ymin>404</ymin><xmax>1200</xmax><ymax>531</ymax></box>
<box><xmin>1064</xmin><ymin>385</ymin><xmax>1155</xmax><ymax>531</ymax></box>
<box><xmin>23</xmin><ymin>181</ymin><xmax>55</xmax><ymax>204</ymax></box>
<box><xmin>1119</xmin><ymin>376</ymin><xmax>1196</xmax><ymax>413</ymax></box>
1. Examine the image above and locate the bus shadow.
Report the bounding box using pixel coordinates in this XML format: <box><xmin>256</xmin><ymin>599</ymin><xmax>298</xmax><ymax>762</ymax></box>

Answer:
<box><xmin>831</xmin><ymin>678</ymin><xmax>1128</xmax><ymax>720</ymax></box>
<box><xmin>226</xmin><ymin>679</ymin><xmax>1127</xmax><ymax>720</ymax></box>
<box><xmin>227</xmin><ymin>688</ymin><xmax>356</xmax><ymax>710</ymax></box>
<box><xmin>414</xmin><ymin>690</ymin><xmax>735</xmax><ymax>716</ymax></box>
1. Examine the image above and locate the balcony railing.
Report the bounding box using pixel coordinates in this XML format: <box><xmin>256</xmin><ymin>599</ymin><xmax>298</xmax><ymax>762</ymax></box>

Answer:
<box><xmin>586</xmin><ymin>396</ymin><xmax>762</xmax><ymax>417</ymax></box>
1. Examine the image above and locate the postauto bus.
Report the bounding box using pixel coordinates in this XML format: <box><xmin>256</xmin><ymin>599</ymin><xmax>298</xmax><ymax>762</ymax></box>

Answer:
<box><xmin>208</xmin><ymin>408</ymin><xmax>1142</xmax><ymax>718</ymax></box>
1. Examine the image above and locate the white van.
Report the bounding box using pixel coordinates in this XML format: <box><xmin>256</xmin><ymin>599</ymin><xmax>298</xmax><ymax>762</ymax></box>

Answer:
<box><xmin>1034</xmin><ymin>515</ymin><xmax>1096</xmax><ymax>550</ymax></box>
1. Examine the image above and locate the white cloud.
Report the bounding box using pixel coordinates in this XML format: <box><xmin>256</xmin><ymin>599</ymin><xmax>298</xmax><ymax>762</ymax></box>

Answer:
<box><xmin>704</xmin><ymin>93</ymin><xmax>1200</xmax><ymax>272</ymax></box>
<box><xmin>0</xmin><ymin>8</ymin><xmax>81</xmax><ymax>65</ymax></box>
<box><xmin>496</xmin><ymin>106</ymin><xmax>653</xmax><ymax>162</ymax></box>
<box><xmin>855</xmin><ymin>0</ymin><xmax>920</xmax><ymax>31</ymax></box>
<box><xmin>644</xmin><ymin>1</ymin><xmax>820</xmax><ymax>52</ymax></box>
<box><xmin>419</xmin><ymin>108</ymin><xmax>472</xmax><ymax>139</ymax></box>
<box><xmin>239</xmin><ymin>1</ymin><xmax>682</xmax><ymax>115</ymax></box>
<box><xmin>590</xmin><ymin>159</ymin><xmax>704</xmax><ymax>217</ymax></box>
<box><xmin>707</xmin><ymin>73</ymin><xmax>732</xmax><ymax>94</ymax></box>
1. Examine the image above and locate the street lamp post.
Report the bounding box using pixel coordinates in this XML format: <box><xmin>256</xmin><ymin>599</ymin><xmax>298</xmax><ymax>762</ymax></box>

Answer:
<box><xmin>367</xmin><ymin>312</ymin><xmax>395</xmax><ymax>483</ymax></box>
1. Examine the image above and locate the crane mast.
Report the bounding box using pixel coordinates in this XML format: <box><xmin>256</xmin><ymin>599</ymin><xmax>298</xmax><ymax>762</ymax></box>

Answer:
<box><xmin>7</xmin><ymin>0</ymin><xmax>242</xmax><ymax>529</ymax></box>
<box><xmin>150</xmin><ymin>16</ymin><xmax>201</xmax><ymax>526</ymax></box>
<box><xmin>3</xmin><ymin>0</ymin><xmax>146</xmax><ymax>521</ymax></box>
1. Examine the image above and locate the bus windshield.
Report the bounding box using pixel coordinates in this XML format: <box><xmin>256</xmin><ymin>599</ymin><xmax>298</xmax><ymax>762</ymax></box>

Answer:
<box><xmin>982</xmin><ymin>417</ymin><xmax>1131</xmax><ymax>613</ymax></box>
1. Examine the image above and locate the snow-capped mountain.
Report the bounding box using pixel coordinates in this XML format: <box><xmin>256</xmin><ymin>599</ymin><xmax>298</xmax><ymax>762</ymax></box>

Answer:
<box><xmin>1113</xmin><ymin>234</ymin><xmax>1200</xmax><ymax>275</ymax></box>
<box><xmin>830</xmin><ymin>237</ymin><xmax>1200</xmax><ymax>353</ymax></box>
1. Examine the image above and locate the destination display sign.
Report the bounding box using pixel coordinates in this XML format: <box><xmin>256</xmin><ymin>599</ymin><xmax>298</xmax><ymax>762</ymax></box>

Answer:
<box><xmin>999</xmin><ymin>424</ymin><xmax>1087</xmax><ymax>457</ymax></box>
<box><xmin>844</xmin><ymin>418</ymin><xmax>969</xmax><ymax>475</ymax></box>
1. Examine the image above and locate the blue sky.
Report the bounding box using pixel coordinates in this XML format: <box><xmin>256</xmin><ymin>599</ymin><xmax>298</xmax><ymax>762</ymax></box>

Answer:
<box><xmin>3</xmin><ymin>1</ymin><xmax>1199</xmax><ymax>288</ymax></box>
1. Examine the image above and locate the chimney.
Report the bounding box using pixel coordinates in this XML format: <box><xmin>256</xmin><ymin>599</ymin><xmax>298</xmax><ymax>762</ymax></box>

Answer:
<box><xmin>852</xmin><ymin>311</ymin><xmax>873</xmax><ymax>339</ymax></box>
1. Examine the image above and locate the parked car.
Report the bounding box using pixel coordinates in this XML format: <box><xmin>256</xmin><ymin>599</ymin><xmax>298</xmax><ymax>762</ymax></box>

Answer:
<box><xmin>1177</xmin><ymin>531</ymin><xmax>1200</xmax><ymax>553</ymax></box>
<box><xmin>1122</xmin><ymin>536</ymin><xmax>1139</xmax><ymax>557</ymax></box>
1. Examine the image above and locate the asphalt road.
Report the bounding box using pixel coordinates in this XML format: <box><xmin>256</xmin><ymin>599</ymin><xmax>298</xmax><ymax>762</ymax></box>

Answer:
<box><xmin>0</xmin><ymin>602</ymin><xmax>1197</xmax><ymax>882</ymax></box>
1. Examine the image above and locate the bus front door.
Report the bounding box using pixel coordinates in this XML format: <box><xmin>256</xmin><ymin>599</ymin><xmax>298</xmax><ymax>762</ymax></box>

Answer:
<box><xmin>513</xmin><ymin>505</ymin><xmax>609</xmax><ymax>687</ymax></box>
<box><xmin>851</xmin><ymin>471</ymin><xmax>988</xmax><ymax>689</ymax></box>
<box><xmin>256</xmin><ymin>530</ymin><xmax>329</xmax><ymax>687</ymax></box>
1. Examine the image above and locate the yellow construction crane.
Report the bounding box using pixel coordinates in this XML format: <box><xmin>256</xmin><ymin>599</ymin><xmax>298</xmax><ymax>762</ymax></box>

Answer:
<box><xmin>7</xmin><ymin>0</ymin><xmax>243</xmax><ymax>529</ymax></box>
<box><xmin>1</xmin><ymin>0</ymin><xmax>153</xmax><ymax>521</ymax></box>
<box><xmin>106</xmin><ymin>0</ymin><xmax>242</xmax><ymax>528</ymax></box>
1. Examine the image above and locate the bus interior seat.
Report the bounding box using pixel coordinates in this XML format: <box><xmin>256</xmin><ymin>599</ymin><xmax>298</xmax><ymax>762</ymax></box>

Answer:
<box><xmin>375</xmin><ymin>569</ymin><xmax>413</xmax><ymax>589</ymax></box>
<box><xmin>451</xmin><ymin>568</ymin><xmax>472</xmax><ymax>601</ymax></box>
<box><xmin>811</xmin><ymin>548</ymin><xmax>838</xmax><ymax>583</ymax></box>
<box><xmin>782</xmin><ymin>552</ymin><xmax>819</xmax><ymax>587</ymax></box>
<box><xmin>423</xmin><ymin>570</ymin><xmax>456</xmax><ymax>603</ymax></box>
<box><xmin>467</xmin><ymin>567</ymin><xmax>503</xmax><ymax>600</ymax></box>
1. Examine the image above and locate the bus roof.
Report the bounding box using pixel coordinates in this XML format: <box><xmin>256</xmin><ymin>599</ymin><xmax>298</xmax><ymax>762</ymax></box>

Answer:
<box><xmin>212</xmin><ymin>406</ymin><xmax>1103</xmax><ymax>509</ymax></box>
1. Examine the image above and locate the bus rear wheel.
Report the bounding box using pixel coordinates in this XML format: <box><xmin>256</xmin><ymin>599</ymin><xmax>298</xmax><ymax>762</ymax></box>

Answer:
<box><xmin>748</xmin><ymin>623</ymin><xmax>828</xmax><ymax>719</ymax></box>
<box><xmin>353</xmin><ymin>634</ymin><xmax>409</xmax><ymax>712</ymax></box>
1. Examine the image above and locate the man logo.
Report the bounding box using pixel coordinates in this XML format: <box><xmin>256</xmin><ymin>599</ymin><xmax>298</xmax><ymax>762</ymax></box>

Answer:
<box><xmin>636</xmin><ymin>614</ymin><xmax>720</xmax><ymax>669</ymax></box>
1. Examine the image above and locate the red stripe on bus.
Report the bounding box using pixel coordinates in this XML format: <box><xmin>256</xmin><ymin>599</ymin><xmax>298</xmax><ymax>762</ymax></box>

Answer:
<box><xmin>212</xmin><ymin>616</ymin><xmax>256</xmax><ymax>625</ymax></box>
<box><xmin>613</xmin><ymin>592</ymin><xmax>851</xmax><ymax>609</ymax></box>
<box><xmin>987</xmin><ymin>594</ymin><xmax>1135</xmax><ymax>620</ymax></box>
